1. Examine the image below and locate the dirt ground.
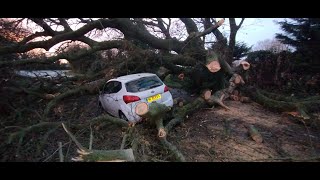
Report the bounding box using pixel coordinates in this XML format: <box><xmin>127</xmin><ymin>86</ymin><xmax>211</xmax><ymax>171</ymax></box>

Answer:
<box><xmin>167</xmin><ymin>101</ymin><xmax>320</xmax><ymax>162</ymax></box>
<box><xmin>3</xmin><ymin>93</ymin><xmax>319</xmax><ymax>162</ymax></box>
<box><xmin>47</xmin><ymin>96</ymin><xmax>320</xmax><ymax>162</ymax></box>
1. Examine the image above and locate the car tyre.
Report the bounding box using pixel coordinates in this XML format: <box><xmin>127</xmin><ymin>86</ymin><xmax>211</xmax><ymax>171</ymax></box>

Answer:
<box><xmin>119</xmin><ymin>111</ymin><xmax>128</xmax><ymax>121</ymax></box>
<box><xmin>98</xmin><ymin>100</ymin><xmax>105</xmax><ymax>113</ymax></box>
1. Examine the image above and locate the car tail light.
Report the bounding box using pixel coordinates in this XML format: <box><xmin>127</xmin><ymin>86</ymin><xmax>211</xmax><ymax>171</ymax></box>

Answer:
<box><xmin>123</xmin><ymin>95</ymin><xmax>141</xmax><ymax>104</ymax></box>
<box><xmin>164</xmin><ymin>85</ymin><xmax>169</xmax><ymax>92</ymax></box>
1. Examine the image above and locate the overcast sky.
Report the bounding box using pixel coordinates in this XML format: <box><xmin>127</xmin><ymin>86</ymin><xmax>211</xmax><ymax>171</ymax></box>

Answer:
<box><xmin>234</xmin><ymin>18</ymin><xmax>285</xmax><ymax>48</ymax></box>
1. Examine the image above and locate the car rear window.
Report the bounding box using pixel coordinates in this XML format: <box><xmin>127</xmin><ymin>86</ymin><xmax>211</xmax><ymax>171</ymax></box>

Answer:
<box><xmin>125</xmin><ymin>75</ymin><xmax>163</xmax><ymax>93</ymax></box>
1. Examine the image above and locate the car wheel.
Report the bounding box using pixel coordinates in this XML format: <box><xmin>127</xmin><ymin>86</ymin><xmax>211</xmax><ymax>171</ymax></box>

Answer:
<box><xmin>119</xmin><ymin>111</ymin><xmax>128</xmax><ymax>121</ymax></box>
<box><xmin>98</xmin><ymin>100</ymin><xmax>104</xmax><ymax>113</ymax></box>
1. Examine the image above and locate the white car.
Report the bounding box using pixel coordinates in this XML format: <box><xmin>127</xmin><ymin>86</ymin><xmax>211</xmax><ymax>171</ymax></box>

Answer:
<box><xmin>98</xmin><ymin>73</ymin><xmax>174</xmax><ymax>122</ymax></box>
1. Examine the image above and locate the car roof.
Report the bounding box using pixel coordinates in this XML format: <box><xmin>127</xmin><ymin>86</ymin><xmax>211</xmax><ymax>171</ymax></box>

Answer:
<box><xmin>109</xmin><ymin>73</ymin><xmax>157</xmax><ymax>83</ymax></box>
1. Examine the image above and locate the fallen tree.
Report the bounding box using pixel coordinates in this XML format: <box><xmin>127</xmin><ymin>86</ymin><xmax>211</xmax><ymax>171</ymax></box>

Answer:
<box><xmin>135</xmin><ymin>102</ymin><xmax>185</xmax><ymax>161</ymax></box>
<box><xmin>1</xmin><ymin>18</ymin><xmax>255</xmax><ymax>161</ymax></box>
<box><xmin>242</xmin><ymin>86</ymin><xmax>320</xmax><ymax>121</ymax></box>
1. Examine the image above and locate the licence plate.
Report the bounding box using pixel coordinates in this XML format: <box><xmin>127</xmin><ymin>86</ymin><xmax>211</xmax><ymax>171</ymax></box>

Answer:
<box><xmin>147</xmin><ymin>94</ymin><xmax>161</xmax><ymax>103</ymax></box>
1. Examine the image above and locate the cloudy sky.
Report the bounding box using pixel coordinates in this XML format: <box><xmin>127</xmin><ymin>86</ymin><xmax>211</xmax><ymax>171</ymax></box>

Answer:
<box><xmin>234</xmin><ymin>18</ymin><xmax>286</xmax><ymax>48</ymax></box>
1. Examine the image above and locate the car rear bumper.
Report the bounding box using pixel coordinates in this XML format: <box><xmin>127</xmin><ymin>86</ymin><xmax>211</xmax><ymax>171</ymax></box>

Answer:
<box><xmin>123</xmin><ymin>97</ymin><xmax>174</xmax><ymax>123</ymax></box>
<box><xmin>162</xmin><ymin>97</ymin><xmax>174</xmax><ymax>107</ymax></box>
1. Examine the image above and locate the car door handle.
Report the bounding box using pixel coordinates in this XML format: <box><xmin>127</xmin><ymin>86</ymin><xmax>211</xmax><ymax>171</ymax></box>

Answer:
<box><xmin>115</xmin><ymin>99</ymin><xmax>118</xmax><ymax>101</ymax></box>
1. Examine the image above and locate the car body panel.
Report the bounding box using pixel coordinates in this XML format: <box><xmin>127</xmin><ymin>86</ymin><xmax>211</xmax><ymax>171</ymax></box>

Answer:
<box><xmin>99</xmin><ymin>73</ymin><xmax>173</xmax><ymax>122</ymax></box>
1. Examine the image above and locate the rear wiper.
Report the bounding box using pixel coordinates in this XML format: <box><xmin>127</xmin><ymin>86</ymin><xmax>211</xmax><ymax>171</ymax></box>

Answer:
<box><xmin>149</xmin><ymin>83</ymin><xmax>162</xmax><ymax>89</ymax></box>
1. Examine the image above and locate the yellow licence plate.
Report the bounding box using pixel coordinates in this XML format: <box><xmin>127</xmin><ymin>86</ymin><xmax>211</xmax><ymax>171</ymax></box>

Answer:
<box><xmin>147</xmin><ymin>94</ymin><xmax>161</xmax><ymax>103</ymax></box>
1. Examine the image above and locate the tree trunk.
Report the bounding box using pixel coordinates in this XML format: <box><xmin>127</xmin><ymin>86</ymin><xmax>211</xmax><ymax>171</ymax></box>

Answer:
<box><xmin>202</xmin><ymin>73</ymin><xmax>246</xmax><ymax>110</ymax></box>
<box><xmin>241</xmin><ymin>86</ymin><xmax>320</xmax><ymax>120</ymax></box>
<box><xmin>135</xmin><ymin>102</ymin><xmax>186</xmax><ymax>161</ymax></box>
<box><xmin>136</xmin><ymin>102</ymin><xmax>171</xmax><ymax>137</ymax></box>
<box><xmin>165</xmin><ymin>97</ymin><xmax>207</xmax><ymax>133</ymax></box>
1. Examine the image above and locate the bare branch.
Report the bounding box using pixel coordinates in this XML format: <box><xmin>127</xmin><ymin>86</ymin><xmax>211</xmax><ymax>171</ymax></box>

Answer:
<box><xmin>195</xmin><ymin>19</ymin><xmax>224</xmax><ymax>38</ymax></box>
<box><xmin>204</xmin><ymin>18</ymin><xmax>226</xmax><ymax>42</ymax></box>
<box><xmin>238</xmin><ymin>18</ymin><xmax>245</xmax><ymax>29</ymax></box>
<box><xmin>184</xmin><ymin>19</ymin><xmax>225</xmax><ymax>43</ymax></box>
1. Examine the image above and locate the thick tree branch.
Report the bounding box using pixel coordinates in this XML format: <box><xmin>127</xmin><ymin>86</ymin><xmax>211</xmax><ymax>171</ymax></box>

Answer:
<box><xmin>78</xmin><ymin>18</ymin><xmax>92</xmax><ymax>24</ymax></box>
<box><xmin>229</xmin><ymin>18</ymin><xmax>237</xmax><ymax>50</ymax></box>
<box><xmin>77</xmin><ymin>36</ymin><xmax>98</xmax><ymax>47</ymax></box>
<box><xmin>0</xmin><ymin>18</ymin><xmax>185</xmax><ymax>55</ymax></box>
<box><xmin>109</xmin><ymin>18</ymin><xmax>183</xmax><ymax>53</ymax></box>
<box><xmin>238</xmin><ymin>18</ymin><xmax>245</xmax><ymax>30</ymax></box>
<box><xmin>0</xmin><ymin>19</ymin><xmax>114</xmax><ymax>55</ymax></box>
<box><xmin>205</xmin><ymin>18</ymin><xmax>226</xmax><ymax>42</ymax></box>
<box><xmin>205</xmin><ymin>18</ymin><xmax>227</xmax><ymax>42</ymax></box>
<box><xmin>0</xmin><ymin>40</ymin><xmax>138</xmax><ymax>67</ymax></box>
<box><xmin>229</xmin><ymin>18</ymin><xmax>237</xmax><ymax>29</ymax></box>
<box><xmin>182</xmin><ymin>19</ymin><xmax>225</xmax><ymax>46</ymax></box>
<box><xmin>194</xmin><ymin>19</ymin><xmax>225</xmax><ymax>39</ymax></box>
<box><xmin>19</xmin><ymin>31</ymin><xmax>49</xmax><ymax>44</ymax></box>
<box><xmin>133</xmin><ymin>18</ymin><xmax>149</xmax><ymax>32</ymax></box>
<box><xmin>58</xmin><ymin>18</ymin><xmax>72</xmax><ymax>31</ymax></box>
<box><xmin>156</xmin><ymin>18</ymin><xmax>171</xmax><ymax>39</ymax></box>
<box><xmin>139</xmin><ymin>20</ymin><xmax>158</xmax><ymax>27</ymax></box>
<box><xmin>47</xmin><ymin>18</ymin><xmax>60</xmax><ymax>25</ymax></box>
<box><xmin>31</xmin><ymin>18</ymin><xmax>57</xmax><ymax>36</ymax></box>
<box><xmin>180</xmin><ymin>18</ymin><xmax>199</xmax><ymax>34</ymax></box>
<box><xmin>229</xmin><ymin>18</ymin><xmax>245</xmax><ymax>58</ymax></box>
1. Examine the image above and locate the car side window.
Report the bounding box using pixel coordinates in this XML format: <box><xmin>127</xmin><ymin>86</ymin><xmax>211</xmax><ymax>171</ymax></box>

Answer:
<box><xmin>111</xmin><ymin>81</ymin><xmax>122</xmax><ymax>93</ymax></box>
<box><xmin>103</xmin><ymin>81</ymin><xmax>122</xmax><ymax>94</ymax></box>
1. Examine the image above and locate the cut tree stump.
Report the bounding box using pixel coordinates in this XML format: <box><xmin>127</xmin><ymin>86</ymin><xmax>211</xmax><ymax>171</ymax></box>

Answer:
<box><xmin>202</xmin><ymin>89</ymin><xmax>230</xmax><ymax>110</ymax></box>
<box><xmin>135</xmin><ymin>102</ymin><xmax>186</xmax><ymax>161</ymax></box>
<box><xmin>200</xmin><ymin>73</ymin><xmax>247</xmax><ymax>110</ymax></box>
<box><xmin>135</xmin><ymin>102</ymin><xmax>171</xmax><ymax>138</ymax></box>
<box><xmin>135</xmin><ymin>102</ymin><xmax>149</xmax><ymax>116</ymax></box>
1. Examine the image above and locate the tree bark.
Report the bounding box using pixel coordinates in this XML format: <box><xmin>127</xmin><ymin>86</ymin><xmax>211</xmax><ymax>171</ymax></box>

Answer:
<box><xmin>135</xmin><ymin>102</ymin><xmax>186</xmax><ymax>161</ymax></box>
<box><xmin>228</xmin><ymin>18</ymin><xmax>245</xmax><ymax>63</ymax></box>
<box><xmin>136</xmin><ymin>102</ymin><xmax>171</xmax><ymax>138</ymax></box>
<box><xmin>241</xmin><ymin>86</ymin><xmax>320</xmax><ymax>120</ymax></box>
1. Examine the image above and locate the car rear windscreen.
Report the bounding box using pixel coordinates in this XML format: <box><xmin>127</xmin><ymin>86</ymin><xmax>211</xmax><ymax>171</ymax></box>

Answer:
<box><xmin>125</xmin><ymin>76</ymin><xmax>163</xmax><ymax>93</ymax></box>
